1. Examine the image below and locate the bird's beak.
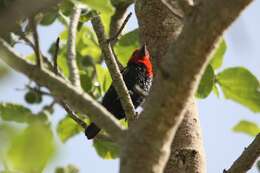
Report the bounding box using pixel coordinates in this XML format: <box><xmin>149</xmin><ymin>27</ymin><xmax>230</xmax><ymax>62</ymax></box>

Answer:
<box><xmin>140</xmin><ymin>44</ymin><xmax>149</xmax><ymax>57</ymax></box>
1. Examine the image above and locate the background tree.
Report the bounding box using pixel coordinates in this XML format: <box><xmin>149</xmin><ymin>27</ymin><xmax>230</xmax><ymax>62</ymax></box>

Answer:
<box><xmin>0</xmin><ymin>0</ymin><xmax>259</xmax><ymax>173</ymax></box>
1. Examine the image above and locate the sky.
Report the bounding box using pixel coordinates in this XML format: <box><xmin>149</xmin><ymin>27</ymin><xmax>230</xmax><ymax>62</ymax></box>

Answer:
<box><xmin>0</xmin><ymin>1</ymin><xmax>260</xmax><ymax>173</ymax></box>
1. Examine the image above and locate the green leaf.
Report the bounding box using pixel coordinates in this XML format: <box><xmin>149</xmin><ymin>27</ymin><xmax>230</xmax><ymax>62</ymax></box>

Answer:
<box><xmin>233</xmin><ymin>120</ymin><xmax>260</xmax><ymax>137</ymax></box>
<box><xmin>0</xmin><ymin>103</ymin><xmax>48</xmax><ymax>123</ymax></box>
<box><xmin>210</xmin><ymin>38</ymin><xmax>227</xmax><ymax>70</ymax></box>
<box><xmin>0</xmin><ymin>123</ymin><xmax>18</xmax><ymax>161</ymax></box>
<box><xmin>59</xmin><ymin>27</ymin><xmax>101</xmax><ymax>73</ymax></box>
<box><xmin>57</xmin><ymin>46</ymin><xmax>69</xmax><ymax>77</ymax></box>
<box><xmin>114</xmin><ymin>29</ymin><xmax>140</xmax><ymax>65</ymax></box>
<box><xmin>40</xmin><ymin>10</ymin><xmax>58</xmax><ymax>26</ymax></box>
<box><xmin>55</xmin><ymin>164</ymin><xmax>79</xmax><ymax>173</ymax></box>
<box><xmin>77</xmin><ymin>27</ymin><xmax>101</xmax><ymax>59</ymax></box>
<box><xmin>217</xmin><ymin>67</ymin><xmax>260</xmax><ymax>112</ymax></box>
<box><xmin>93</xmin><ymin>139</ymin><xmax>119</xmax><ymax>159</ymax></box>
<box><xmin>79</xmin><ymin>9</ymin><xmax>94</xmax><ymax>23</ymax></box>
<box><xmin>80</xmin><ymin>72</ymin><xmax>93</xmax><ymax>93</ymax></box>
<box><xmin>57</xmin><ymin>116</ymin><xmax>82</xmax><ymax>143</ymax></box>
<box><xmin>212</xmin><ymin>84</ymin><xmax>220</xmax><ymax>97</ymax></box>
<box><xmin>80</xmin><ymin>0</ymin><xmax>114</xmax><ymax>14</ymax></box>
<box><xmin>6</xmin><ymin>123</ymin><xmax>55</xmax><ymax>172</ymax></box>
<box><xmin>196</xmin><ymin>65</ymin><xmax>215</xmax><ymax>99</ymax></box>
<box><xmin>25</xmin><ymin>53</ymin><xmax>36</xmax><ymax>64</ymax></box>
<box><xmin>59</xmin><ymin>0</ymin><xmax>74</xmax><ymax>16</ymax></box>
<box><xmin>96</xmin><ymin>64</ymin><xmax>111</xmax><ymax>94</ymax></box>
<box><xmin>119</xmin><ymin>119</ymin><xmax>128</xmax><ymax>128</ymax></box>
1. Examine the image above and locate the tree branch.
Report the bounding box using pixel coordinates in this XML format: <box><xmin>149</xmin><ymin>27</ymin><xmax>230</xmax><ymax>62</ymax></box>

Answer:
<box><xmin>0</xmin><ymin>0</ymin><xmax>62</xmax><ymax>36</ymax></box>
<box><xmin>67</xmin><ymin>4</ymin><xmax>82</xmax><ymax>88</ymax></box>
<box><xmin>110</xmin><ymin>0</ymin><xmax>134</xmax><ymax>42</ymax></box>
<box><xmin>60</xmin><ymin>102</ymin><xmax>87</xmax><ymax>129</ymax></box>
<box><xmin>164</xmin><ymin>100</ymin><xmax>206</xmax><ymax>173</ymax></box>
<box><xmin>30</xmin><ymin>18</ymin><xmax>43</xmax><ymax>69</ymax></box>
<box><xmin>109</xmin><ymin>12</ymin><xmax>132</xmax><ymax>44</ymax></box>
<box><xmin>0</xmin><ymin>39</ymin><xmax>125</xmax><ymax>142</ymax></box>
<box><xmin>53</xmin><ymin>37</ymin><xmax>60</xmax><ymax>74</ymax></box>
<box><xmin>224</xmin><ymin>133</ymin><xmax>260</xmax><ymax>173</ymax></box>
<box><xmin>108</xmin><ymin>12</ymin><xmax>132</xmax><ymax>71</ymax></box>
<box><xmin>120</xmin><ymin>0</ymin><xmax>253</xmax><ymax>172</ymax></box>
<box><xmin>91</xmin><ymin>14</ymin><xmax>136</xmax><ymax>122</ymax></box>
<box><xmin>109</xmin><ymin>2</ymin><xmax>133</xmax><ymax>71</ymax></box>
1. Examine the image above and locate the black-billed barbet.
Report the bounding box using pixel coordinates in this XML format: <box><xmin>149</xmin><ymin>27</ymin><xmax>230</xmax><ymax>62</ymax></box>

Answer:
<box><xmin>85</xmin><ymin>45</ymin><xmax>153</xmax><ymax>139</ymax></box>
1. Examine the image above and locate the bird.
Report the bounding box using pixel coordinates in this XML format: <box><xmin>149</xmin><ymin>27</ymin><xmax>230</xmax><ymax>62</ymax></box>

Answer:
<box><xmin>85</xmin><ymin>44</ymin><xmax>153</xmax><ymax>139</ymax></box>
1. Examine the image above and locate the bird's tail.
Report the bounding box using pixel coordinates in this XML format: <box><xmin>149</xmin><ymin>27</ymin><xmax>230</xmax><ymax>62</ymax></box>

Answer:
<box><xmin>85</xmin><ymin>123</ymin><xmax>101</xmax><ymax>139</ymax></box>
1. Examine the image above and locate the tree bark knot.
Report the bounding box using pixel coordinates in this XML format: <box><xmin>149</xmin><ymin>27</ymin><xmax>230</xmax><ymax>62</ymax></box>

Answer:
<box><xmin>170</xmin><ymin>149</ymin><xmax>198</xmax><ymax>168</ymax></box>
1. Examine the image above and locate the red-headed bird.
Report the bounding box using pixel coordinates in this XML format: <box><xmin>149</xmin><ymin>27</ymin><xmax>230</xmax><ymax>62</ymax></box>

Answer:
<box><xmin>85</xmin><ymin>45</ymin><xmax>153</xmax><ymax>139</ymax></box>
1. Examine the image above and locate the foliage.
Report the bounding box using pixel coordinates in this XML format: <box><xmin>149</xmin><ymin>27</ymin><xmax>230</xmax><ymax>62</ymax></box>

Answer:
<box><xmin>6</xmin><ymin>123</ymin><xmax>55</xmax><ymax>173</ymax></box>
<box><xmin>93</xmin><ymin>139</ymin><xmax>120</xmax><ymax>159</ymax></box>
<box><xmin>216</xmin><ymin>67</ymin><xmax>260</xmax><ymax>112</ymax></box>
<box><xmin>57</xmin><ymin>115</ymin><xmax>84</xmax><ymax>143</ymax></box>
<box><xmin>114</xmin><ymin>29</ymin><xmax>140</xmax><ymax>65</ymax></box>
<box><xmin>196</xmin><ymin>65</ymin><xmax>215</xmax><ymax>99</ymax></box>
<box><xmin>210</xmin><ymin>39</ymin><xmax>227</xmax><ymax>70</ymax></box>
<box><xmin>196</xmin><ymin>38</ymin><xmax>227</xmax><ymax>98</ymax></box>
<box><xmin>0</xmin><ymin>103</ymin><xmax>48</xmax><ymax>123</ymax></box>
<box><xmin>55</xmin><ymin>164</ymin><xmax>80</xmax><ymax>173</ymax></box>
<box><xmin>233</xmin><ymin>120</ymin><xmax>260</xmax><ymax>137</ymax></box>
<box><xmin>195</xmin><ymin>38</ymin><xmax>260</xmax><ymax>139</ymax></box>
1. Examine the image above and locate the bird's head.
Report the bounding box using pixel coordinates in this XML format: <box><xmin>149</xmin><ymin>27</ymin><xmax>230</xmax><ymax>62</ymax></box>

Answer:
<box><xmin>128</xmin><ymin>44</ymin><xmax>153</xmax><ymax>77</ymax></box>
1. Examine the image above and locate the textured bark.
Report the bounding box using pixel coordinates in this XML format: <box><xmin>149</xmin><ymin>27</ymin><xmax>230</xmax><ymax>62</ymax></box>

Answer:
<box><xmin>119</xmin><ymin>0</ymin><xmax>253</xmax><ymax>173</ymax></box>
<box><xmin>135</xmin><ymin>0</ymin><xmax>183</xmax><ymax>70</ymax></box>
<box><xmin>164</xmin><ymin>101</ymin><xmax>206</xmax><ymax>173</ymax></box>
<box><xmin>224</xmin><ymin>133</ymin><xmax>260</xmax><ymax>173</ymax></box>
<box><xmin>136</xmin><ymin>1</ymin><xmax>205</xmax><ymax>172</ymax></box>
<box><xmin>67</xmin><ymin>5</ymin><xmax>82</xmax><ymax>88</ymax></box>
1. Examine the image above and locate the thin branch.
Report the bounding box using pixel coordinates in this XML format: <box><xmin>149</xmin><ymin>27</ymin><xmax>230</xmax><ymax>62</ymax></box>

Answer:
<box><xmin>30</xmin><ymin>18</ymin><xmax>43</xmax><ymax>69</ymax></box>
<box><xmin>60</xmin><ymin>101</ymin><xmax>87</xmax><ymax>129</ymax></box>
<box><xmin>224</xmin><ymin>133</ymin><xmax>260</xmax><ymax>173</ymax></box>
<box><xmin>0</xmin><ymin>38</ymin><xmax>125</xmax><ymax>142</ymax></box>
<box><xmin>38</xmin><ymin>100</ymin><xmax>56</xmax><ymax>115</ymax></box>
<box><xmin>19</xmin><ymin>33</ymin><xmax>36</xmax><ymax>51</ymax></box>
<box><xmin>67</xmin><ymin>5</ymin><xmax>82</xmax><ymax>88</ymax></box>
<box><xmin>109</xmin><ymin>0</ymin><xmax>134</xmax><ymax>41</ymax></box>
<box><xmin>108</xmin><ymin>12</ymin><xmax>132</xmax><ymax>43</ymax></box>
<box><xmin>61</xmin><ymin>99</ymin><xmax>114</xmax><ymax>143</ymax></box>
<box><xmin>53</xmin><ymin>37</ymin><xmax>60</xmax><ymax>75</ymax></box>
<box><xmin>26</xmin><ymin>85</ymin><xmax>52</xmax><ymax>96</ymax></box>
<box><xmin>91</xmin><ymin>14</ymin><xmax>136</xmax><ymax>122</ymax></box>
<box><xmin>51</xmin><ymin>36</ymin><xmax>89</xmax><ymax>133</ymax></box>
<box><xmin>108</xmin><ymin>12</ymin><xmax>132</xmax><ymax>71</ymax></box>
<box><xmin>19</xmin><ymin>34</ymin><xmax>53</xmax><ymax>70</ymax></box>
<box><xmin>109</xmin><ymin>5</ymin><xmax>133</xmax><ymax>71</ymax></box>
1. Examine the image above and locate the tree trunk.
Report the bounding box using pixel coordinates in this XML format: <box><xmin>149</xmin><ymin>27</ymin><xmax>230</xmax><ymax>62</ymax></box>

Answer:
<box><xmin>164</xmin><ymin>100</ymin><xmax>206</xmax><ymax>173</ymax></box>
<box><xmin>136</xmin><ymin>1</ymin><xmax>206</xmax><ymax>172</ymax></box>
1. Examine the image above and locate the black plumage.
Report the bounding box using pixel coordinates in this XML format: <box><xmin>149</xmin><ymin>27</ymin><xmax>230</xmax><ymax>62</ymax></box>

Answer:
<box><xmin>85</xmin><ymin>45</ymin><xmax>153</xmax><ymax>139</ymax></box>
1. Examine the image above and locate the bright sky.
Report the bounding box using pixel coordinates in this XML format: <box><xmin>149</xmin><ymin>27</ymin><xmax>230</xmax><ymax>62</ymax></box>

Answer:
<box><xmin>0</xmin><ymin>1</ymin><xmax>260</xmax><ymax>173</ymax></box>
